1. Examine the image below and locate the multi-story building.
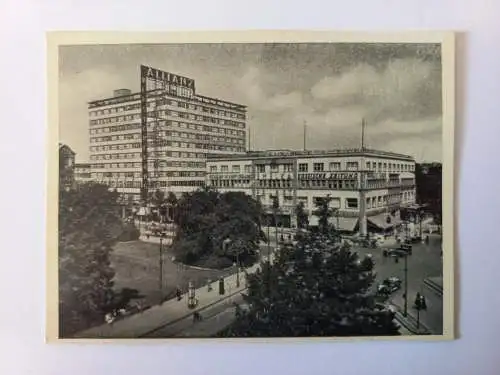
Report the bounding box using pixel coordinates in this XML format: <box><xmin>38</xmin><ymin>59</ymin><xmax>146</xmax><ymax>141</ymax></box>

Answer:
<box><xmin>74</xmin><ymin>163</ymin><xmax>92</xmax><ymax>184</ymax></box>
<box><xmin>206</xmin><ymin>148</ymin><xmax>416</xmax><ymax>235</ymax></box>
<box><xmin>59</xmin><ymin>143</ymin><xmax>76</xmax><ymax>189</ymax></box>
<box><xmin>87</xmin><ymin>67</ymin><xmax>247</xmax><ymax>202</ymax></box>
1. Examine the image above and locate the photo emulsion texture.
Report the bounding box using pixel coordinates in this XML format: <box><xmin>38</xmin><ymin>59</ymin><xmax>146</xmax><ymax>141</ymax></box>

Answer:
<box><xmin>57</xmin><ymin>42</ymin><xmax>444</xmax><ymax>339</ymax></box>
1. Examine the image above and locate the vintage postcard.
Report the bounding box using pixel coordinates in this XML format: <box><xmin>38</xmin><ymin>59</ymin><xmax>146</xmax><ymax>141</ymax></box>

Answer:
<box><xmin>47</xmin><ymin>31</ymin><xmax>455</xmax><ymax>342</ymax></box>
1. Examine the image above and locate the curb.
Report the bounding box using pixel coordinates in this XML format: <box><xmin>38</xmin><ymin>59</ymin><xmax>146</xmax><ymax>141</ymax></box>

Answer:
<box><xmin>423</xmin><ymin>279</ymin><xmax>443</xmax><ymax>297</ymax></box>
<box><xmin>139</xmin><ymin>286</ymin><xmax>248</xmax><ymax>337</ymax></box>
<box><xmin>170</xmin><ymin>260</ymin><xmax>235</xmax><ymax>272</ymax></box>
<box><xmin>393</xmin><ymin>310</ymin><xmax>431</xmax><ymax>335</ymax></box>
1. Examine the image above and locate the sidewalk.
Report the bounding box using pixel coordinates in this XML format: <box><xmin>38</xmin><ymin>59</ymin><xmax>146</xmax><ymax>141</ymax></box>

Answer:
<box><xmin>75</xmin><ymin>263</ymin><xmax>261</xmax><ymax>338</ymax></box>
<box><xmin>389</xmin><ymin>286</ymin><xmax>443</xmax><ymax>335</ymax></box>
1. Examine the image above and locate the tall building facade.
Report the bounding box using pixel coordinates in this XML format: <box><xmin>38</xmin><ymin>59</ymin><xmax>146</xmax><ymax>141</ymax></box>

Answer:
<box><xmin>206</xmin><ymin>149</ymin><xmax>416</xmax><ymax>235</ymax></box>
<box><xmin>88</xmin><ymin>66</ymin><xmax>247</xmax><ymax>202</ymax></box>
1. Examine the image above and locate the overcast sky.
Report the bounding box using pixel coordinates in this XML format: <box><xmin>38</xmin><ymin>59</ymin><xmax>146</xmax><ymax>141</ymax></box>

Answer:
<box><xmin>59</xmin><ymin>43</ymin><xmax>442</xmax><ymax>163</ymax></box>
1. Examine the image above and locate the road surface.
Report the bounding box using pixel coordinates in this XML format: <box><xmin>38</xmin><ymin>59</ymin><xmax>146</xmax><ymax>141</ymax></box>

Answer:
<box><xmin>143</xmin><ymin>293</ymin><xmax>244</xmax><ymax>338</ymax></box>
<box><xmin>357</xmin><ymin>234</ymin><xmax>443</xmax><ymax>333</ymax></box>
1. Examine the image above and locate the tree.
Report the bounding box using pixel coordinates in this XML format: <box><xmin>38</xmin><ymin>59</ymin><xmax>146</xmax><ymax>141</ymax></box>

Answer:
<box><xmin>171</xmin><ymin>188</ymin><xmax>264</xmax><ymax>266</ymax></box>
<box><xmin>295</xmin><ymin>201</ymin><xmax>309</xmax><ymax>230</ymax></box>
<box><xmin>271</xmin><ymin>193</ymin><xmax>280</xmax><ymax>243</ymax></box>
<box><xmin>219</xmin><ymin>231</ymin><xmax>401</xmax><ymax>337</ymax></box>
<box><xmin>312</xmin><ymin>195</ymin><xmax>335</xmax><ymax>234</ymax></box>
<box><xmin>58</xmin><ymin>182</ymin><xmax>124</xmax><ymax>336</ymax></box>
<box><xmin>165</xmin><ymin>191</ymin><xmax>178</xmax><ymax>221</ymax></box>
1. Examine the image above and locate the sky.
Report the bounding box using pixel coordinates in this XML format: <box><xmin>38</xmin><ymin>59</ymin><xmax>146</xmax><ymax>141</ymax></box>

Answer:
<box><xmin>58</xmin><ymin>43</ymin><xmax>442</xmax><ymax>163</ymax></box>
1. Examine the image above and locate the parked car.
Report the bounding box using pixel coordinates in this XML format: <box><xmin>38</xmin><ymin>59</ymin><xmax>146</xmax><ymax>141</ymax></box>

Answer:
<box><xmin>383</xmin><ymin>248</ymin><xmax>408</xmax><ymax>258</ymax></box>
<box><xmin>377</xmin><ymin>277</ymin><xmax>402</xmax><ymax>295</ymax></box>
<box><xmin>399</xmin><ymin>243</ymin><xmax>413</xmax><ymax>255</ymax></box>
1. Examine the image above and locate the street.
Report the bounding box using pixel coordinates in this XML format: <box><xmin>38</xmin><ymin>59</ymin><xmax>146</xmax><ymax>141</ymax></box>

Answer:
<box><xmin>357</xmin><ymin>234</ymin><xmax>443</xmax><ymax>334</ymax></box>
<box><xmin>144</xmin><ymin>292</ymin><xmax>245</xmax><ymax>338</ymax></box>
<box><xmin>96</xmin><ymin>232</ymin><xmax>442</xmax><ymax>338</ymax></box>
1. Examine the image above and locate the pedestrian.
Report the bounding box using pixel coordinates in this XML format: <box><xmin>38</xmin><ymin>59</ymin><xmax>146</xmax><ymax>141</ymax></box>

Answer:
<box><xmin>176</xmin><ymin>286</ymin><xmax>182</xmax><ymax>301</ymax></box>
<box><xmin>414</xmin><ymin>292</ymin><xmax>421</xmax><ymax>309</ymax></box>
<box><xmin>193</xmin><ymin>311</ymin><xmax>202</xmax><ymax>322</ymax></box>
<box><xmin>420</xmin><ymin>295</ymin><xmax>427</xmax><ymax>310</ymax></box>
<box><xmin>219</xmin><ymin>276</ymin><xmax>225</xmax><ymax>295</ymax></box>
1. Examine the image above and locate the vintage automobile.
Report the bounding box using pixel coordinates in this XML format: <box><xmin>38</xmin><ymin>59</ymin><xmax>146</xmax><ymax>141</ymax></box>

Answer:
<box><xmin>377</xmin><ymin>277</ymin><xmax>402</xmax><ymax>295</ymax></box>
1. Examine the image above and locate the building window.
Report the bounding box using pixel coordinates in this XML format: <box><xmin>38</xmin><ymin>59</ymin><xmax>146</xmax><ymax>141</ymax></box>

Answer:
<box><xmin>256</xmin><ymin>165</ymin><xmax>265</xmax><ymax>173</ymax></box>
<box><xmin>347</xmin><ymin>162</ymin><xmax>359</xmax><ymax>170</ymax></box>
<box><xmin>221</xmin><ymin>165</ymin><xmax>229</xmax><ymax>173</ymax></box>
<box><xmin>210</xmin><ymin>166</ymin><xmax>217</xmax><ymax>173</ymax></box>
<box><xmin>232</xmin><ymin>165</ymin><xmax>240</xmax><ymax>173</ymax></box>
<box><xmin>329</xmin><ymin>162</ymin><xmax>341</xmax><ymax>171</ymax></box>
<box><xmin>366</xmin><ymin>161</ymin><xmax>371</xmax><ymax>170</ymax></box>
<box><xmin>244</xmin><ymin>165</ymin><xmax>252</xmax><ymax>174</ymax></box>
<box><xmin>346</xmin><ymin>198</ymin><xmax>358</xmax><ymax>209</ymax></box>
<box><xmin>298</xmin><ymin>163</ymin><xmax>308</xmax><ymax>172</ymax></box>
<box><xmin>283</xmin><ymin>164</ymin><xmax>293</xmax><ymax>172</ymax></box>
<box><xmin>270</xmin><ymin>164</ymin><xmax>279</xmax><ymax>172</ymax></box>
<box><xmin>313</xmin><ymin>163</ymin><xmax>324</xmax><ymax>172</ymax></box>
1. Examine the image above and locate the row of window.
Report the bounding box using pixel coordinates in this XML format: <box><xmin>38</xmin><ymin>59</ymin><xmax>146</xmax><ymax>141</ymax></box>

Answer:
<box><xmin>89</xmin><ymin>111</ymin><xmax>245</xmax><ymax>128</ymax></box>
<box><xmin>93</xmin><ymin>170</ymin><xmax>206</xmax><ymax>179</ymax></box>
<box><xmin>210</xmin><ymin>165</ymin><xmax>253</xmax><ymax>174</ymax></box>
<box><xmin>89</xmin><ymin>100</ymin><xmax>245</xmax><ymax>120</ymax></box>
<box><xmin>89</xmin><ymin>151</ymin><xmax>209</xmax><ymax>161</ymax></box>
<box><xmin>89</xmin><ymin>121</ymin><xmax>246</xmax><ymax>137</ymax></box>
<box><xmin>101</xmin><ymin>180</ymin><xmax>205</xmax><ymax>188</ymax></box>
<box><xmin>90</xmin><ymin>142</ymin><xmax>245</xmax><ymax>154</ymax></box>
<box><xmin>90</xmin><ymin>132</ymin><xmax>245</xmax><ymax>145</ymax></box>
<box><xmin>91</xmin><ymin>160</ymin><xmax>206</xmax><ymax>169</ymax></box>
<box><xmin>209</xmin><ymin>177</ymin><xmax>413</xmax><ymax>191</ymax></box>
<box><xmin>209</xmin><ymin>178</ymin><xmax>360</xmax><ymax>190</ymax></box>
<box><xmin>231</xmin><ymin>161</ymin><xmax>415</xmax><ymax>173</ymax></box>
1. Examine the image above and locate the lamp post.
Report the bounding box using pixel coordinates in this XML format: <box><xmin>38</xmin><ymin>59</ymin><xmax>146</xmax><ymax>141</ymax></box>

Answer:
<box><xmin>394</xmin><ymin>252</ymin><xmax>409</xmax><ymax>317</ymax></box>
<box><xmin>159</xmin><ymin>235</ymin><xmax>164</xmax><ymax>297</ymax></box>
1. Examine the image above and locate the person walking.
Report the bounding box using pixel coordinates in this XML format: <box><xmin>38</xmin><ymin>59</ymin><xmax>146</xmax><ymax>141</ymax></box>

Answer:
<box><xmin>176</xmin><ymin>286</ymin><xmax>182</xmax><ymax>301</ymax></box>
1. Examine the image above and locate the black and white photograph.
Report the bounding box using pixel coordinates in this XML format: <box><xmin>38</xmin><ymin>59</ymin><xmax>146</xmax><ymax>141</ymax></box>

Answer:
<box><xmin>49</xmin><ymin>31</ymin><xmax>455</xmax><ymax>340</ymax></box>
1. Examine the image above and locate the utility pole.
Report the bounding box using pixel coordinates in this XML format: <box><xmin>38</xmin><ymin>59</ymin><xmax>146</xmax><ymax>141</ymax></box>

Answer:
<box><xmin>403</xmin><ymin>253</ymin><xmax>408</xmax><ymax>317</ymax></box>
<box><xmin>303</xmin><ymin>121</ymin><xmax>307</xmax><ymax>151</ymax></box>
<box><xmin>159</xmin><ymin>236</ymin><xmax>164</xmax><ymax>297</ymax></box>
<box><xmin>359</xmin><ymin>118</ymin><xmax>368</xmax><ymax>237</ymax></box>
<box><xmin>236</xmin><ymin>249</ymin><xmax>240</xmax><ymax>287</ymax></box>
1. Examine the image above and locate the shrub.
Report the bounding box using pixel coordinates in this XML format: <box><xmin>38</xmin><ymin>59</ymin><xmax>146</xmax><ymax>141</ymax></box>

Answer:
<box><xmin>119</xmin><ymin>223</ymin><xmax>140</xmax><ymax>242</ymax></box>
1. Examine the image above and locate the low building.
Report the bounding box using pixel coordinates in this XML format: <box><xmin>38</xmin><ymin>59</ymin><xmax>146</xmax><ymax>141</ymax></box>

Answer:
<box><xmin>206</xmin><ymin>148</ymin><xmax>417</xmax><ymax>235</ymax></box>
<box><xmin>75</xmin><ymin>163</ymin><xmax>92</xmax><ymax>184</ymax></box>
<box><xmin>59</xmin><ymin>143</ymin><xmax>76</xmax><ymax>189</ymax></box>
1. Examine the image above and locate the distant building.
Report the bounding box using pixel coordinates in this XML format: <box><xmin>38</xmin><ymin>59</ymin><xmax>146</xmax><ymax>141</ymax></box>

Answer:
<box><xmin>206</xmin><ymin>148</ymin><xmax>417</xmax><ymax>235</ymax></box>
<box><xmin>59</xmin><ymin>143</ymin><xmax>76</xmax><ymax>189</ymax></box>
<box><xmin>74</xmin><ymin>163</ymin><xmax>92</xmax><ymax>184</ymax></box>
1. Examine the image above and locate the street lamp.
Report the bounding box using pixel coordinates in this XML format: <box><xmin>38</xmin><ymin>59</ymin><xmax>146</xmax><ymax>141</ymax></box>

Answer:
<box><xmin>159</xmin><ymin>234</ymin><xmax>164</xmax><ymax>297</ymax></box>
<box><xmin>394</xmin><ymin>252</ymin><xmax>409</xmax><ymax>317</ymax></box>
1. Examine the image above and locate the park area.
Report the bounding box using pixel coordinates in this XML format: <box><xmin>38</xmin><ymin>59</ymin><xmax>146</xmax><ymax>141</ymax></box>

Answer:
<box><xmin>110</xmin><ymin>241</ymin><xmax>236</xmax><ymax>310</ymax></box>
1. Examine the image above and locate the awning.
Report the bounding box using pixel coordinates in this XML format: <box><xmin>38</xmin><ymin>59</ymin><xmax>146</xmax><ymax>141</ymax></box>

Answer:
<box><xmin>309</xmin><ymin>216</ymin><xmax>358</xmax><ymax>232</ymax></box>
<box><xmin>367</xmin><ymin>213</ymin><xmax>400</xmax><ymax>230</ymax></box>
<box><xmin>333</xmin><ymin>217</ymin><xmax>358</xmax><ymax>232</ymax></box>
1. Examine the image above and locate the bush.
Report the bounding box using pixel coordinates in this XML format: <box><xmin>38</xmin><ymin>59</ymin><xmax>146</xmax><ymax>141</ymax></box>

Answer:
<box><xmin>119</xmin><ymin>223</ymin><xmax>140</xmax><ymax>242</ymax></box>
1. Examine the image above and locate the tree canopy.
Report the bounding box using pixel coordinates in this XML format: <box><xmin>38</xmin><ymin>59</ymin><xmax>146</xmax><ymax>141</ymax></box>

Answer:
<box><xmin>171</xmin><ymin>188</ymin><xmax>265</xmax><ymax>267</ymax></box>
<box><xmin>219</xmin><ymin>231</ymin><xmax>401</xmax><ymax>337</ymax></box>
<box><xmin>312</xmin><ymin>194</ymin><xmax>339</xmax><ymax>235</ymax></box>
<box><xmin>295</xmin><ymin>201</ymin><xmax>309</xmax><ymax>230</ymax></box>
<box><xmin>59</xmin><ymin>183</ymin><xmax>129</xmax><ymax>336</ymax></box>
